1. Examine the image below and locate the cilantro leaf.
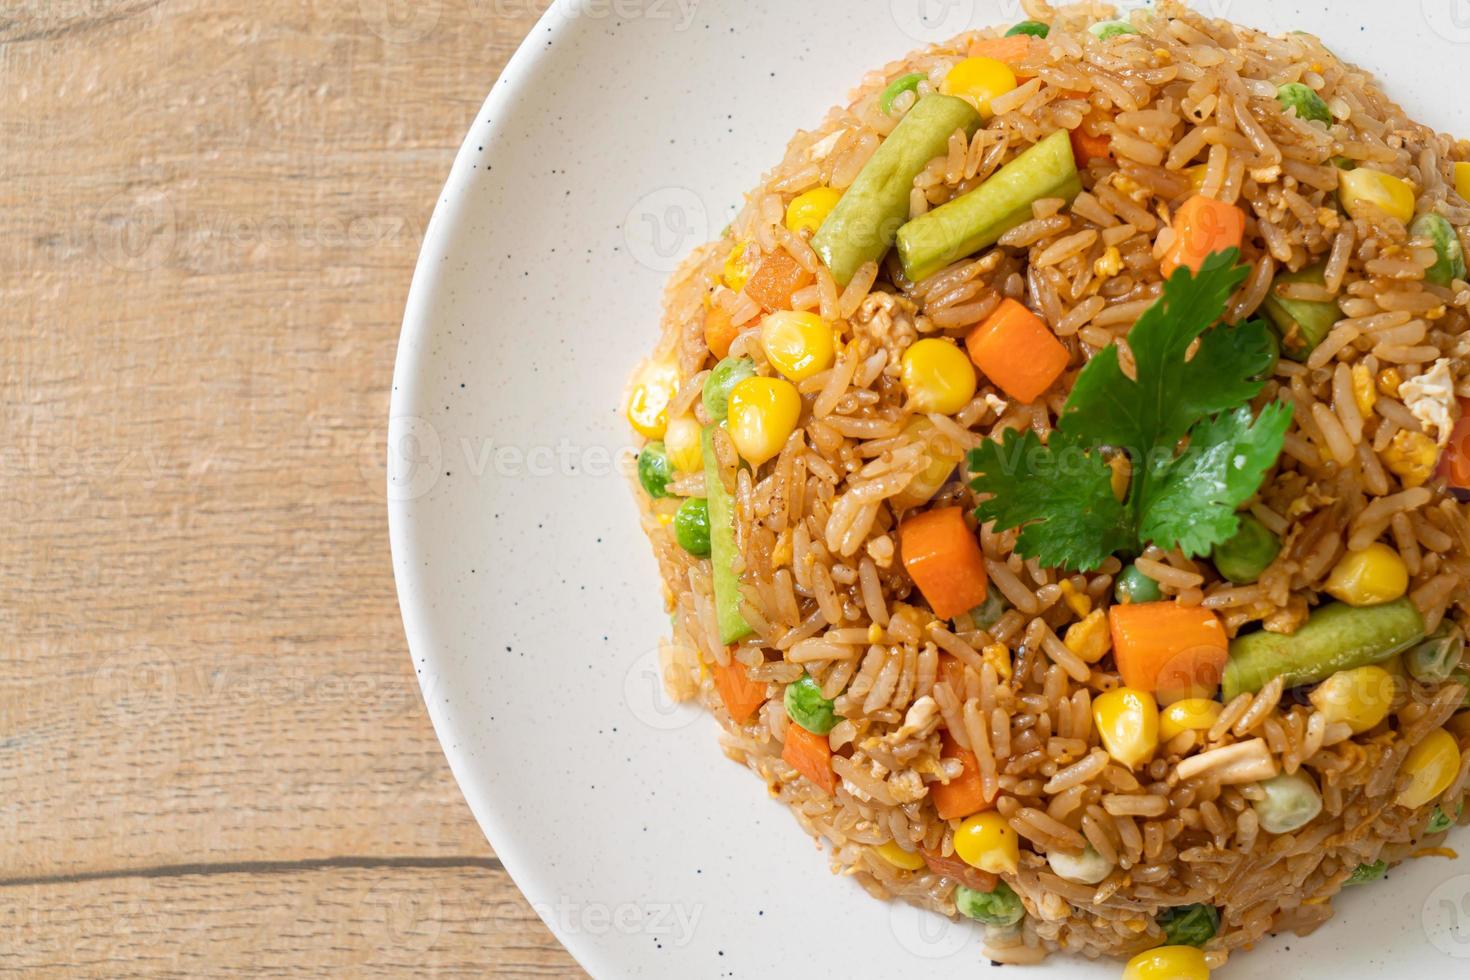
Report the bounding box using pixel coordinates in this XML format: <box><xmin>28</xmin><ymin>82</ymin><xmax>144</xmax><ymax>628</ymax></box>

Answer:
<box><xmin>1060</xmin><ymin>251</ymin><xmax>1266</xmax><ymax>453</ymax></box>
<box><xmin>1138</xmin><ymin>401</ymin><xmax>1295</xmax><ymax>557</ymax></box>
<box><xmin>969</xmin><ymin>430</ymin><xmax>1132</xmax><ymax>571</ymax></box>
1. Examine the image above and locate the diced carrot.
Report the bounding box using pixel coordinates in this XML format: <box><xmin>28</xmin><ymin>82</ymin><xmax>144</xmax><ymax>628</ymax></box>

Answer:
<box><xmin>703</xmin><ymin>304</ymin><xmax>739</xmax><ymax>359</ymax></box>
<box><xmin>930</xmin><ymin>730</ymin><xmax>992</xmax><ymax>820</ymax></box>
<box><xmin>743</xmin><ymin>250</ymin><xmax>815</xmax><ymax>312</ymax></box>
<box><xmin>1437</xmin><ymin>397</ymin><xmax>1470</xmax><ymax>489</ymax></box>
<box><xmin>1069</xmin><ymin>114</ymin><xmax>1113</xmax><ymax>165</ymax></box>
<box><xmin>965</xmin><ymin>298</ymin><xmax>1071</xmax><ymax>404</ymax></box>
<box><xmin>921</xmin><ymin>846</ymin><xmax>999</xmax><ymax>893</ymax></box>
<box><xmin>711</xmin><ymin>653</ymin><xmax>767</xmax><ymax>723</ymax></box>
<box><xmin>938</xmin><ymin>653</ymin><xmax>967</xmax><ymax>698</ymax></box>
<box><xmin>1162</xmin><ymin>195</ymin><xmax>1247</xmax><ymax>278</ymax></box>
<box><xmin>782</xmin><ymin>722</ymin><xmax>837</xmax><ymax>794</ymax></box>
<box><xmin>1108</xmin><ymin>602</ymin><xmax>1229</xmax><ymax>703</ymax></box>
<box><xmin>900</xmin><ymin>507</ymin><xmax>990</xmax><ymax>621</ymax></box>
<box><xmin>968</xmin><ymin>35</ymin><xmax>1035</xmax><ymax>72</ymax></box>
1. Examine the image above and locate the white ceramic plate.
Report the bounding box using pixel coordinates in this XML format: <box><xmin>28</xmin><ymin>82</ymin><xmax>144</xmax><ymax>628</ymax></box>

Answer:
<box><xmin>389</xmin><ymin>2</ymin><xmax>1470</xmax><ymax>975</ymax></box>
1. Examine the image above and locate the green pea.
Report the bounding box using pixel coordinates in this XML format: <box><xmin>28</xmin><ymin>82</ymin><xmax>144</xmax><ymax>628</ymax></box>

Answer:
<box><xmin>637</xmin><ymin>442</ymin><xmax>673</xmax><ymax>498</ymax></box>
<box><xmin>955</xmin><ymin>882</ymin><xmax>1025</xmax><ymax>927</ymax></box>
<box><xmin>784</xmin><ymin>674</ymin><xmax>839</xmax><ymax>735</ymax></box>
<box><xmin>1427</xmin><ymin>801</ymin><xmax>1464</xmax><ymax>834</ymax></box>
<box><xmin>674</xmin><ymin>498</ymin><xmax>711</xmax><ymax>557</ymax></box>
<box><xmin>1404</xmin><ymin>623</ymin><xmax>1464</xmax><ymax>685</ymax></box>
<box><xmin>1411</xmin><ymin>213</ymin><xmax>1467</xmax><ymax>287</ymax></box>
<box><xmin>1211</xmin><ymin>514</ymin><xmax>1281</xmax><ymax>584</ymax></box>
<box><xmin>878</xmin><ymin>72</ymin><xmax>927</xmax><ymax>115</ymax></box>
<box><xmin>1089</xmin><ymin>20</ymin><xmax>1138</xmax><ymax>40</ymax></box>
<box><xmin>1252</xmin><ymin>771</ymin><xmax>1323</xmax><ymax>834</ymax></box>
<box><xmin>1345</xmin><ymin>860</ymin><xmax>1387</xmax><ymax>885</ymax></box>
<box><xmin>1158</xmin><ymin>904</ymin><xmax>1219</xmax><ymax>947</ymax></box>
<box><xmin>970</xmin><ymin>585</ymin><xmax>1008</xmax><ymax>629</ymax></box>
<box><xmin>702</xmin><ymin>357</ymin><xmax>756</xmax><ymax>422</ymax></box>
<box><xmin>1006</xmin><ymin>20</ymin><xmax>1050</xmax><ymax>38</ymax></box>
<box><xmin>1114</xmin><ymin>564</ymin><xmax>1163</xmax><ymax>605</ymax></box>
<box><xmin>1277</xmin><ymin>82</ymin><xmax>1333</xmax><ymax>126</ymax></box>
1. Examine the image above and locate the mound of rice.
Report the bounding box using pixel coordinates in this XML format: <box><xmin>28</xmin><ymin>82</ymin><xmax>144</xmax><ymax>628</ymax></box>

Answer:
<box><xmin>630</xmin><ymin>1</ymin><xmax>1470</xmax><ymax>968</ymax></box>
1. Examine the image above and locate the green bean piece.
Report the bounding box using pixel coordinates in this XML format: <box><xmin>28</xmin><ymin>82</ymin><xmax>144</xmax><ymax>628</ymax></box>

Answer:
<box><xmin>812</xmin><ymin>95</ymin><xmax>982</xmax><ymax>286</ymax></box>
<box><xmin>1158</xmin><ymin>904</ymin><xmax>1220</xmax><ymax>948</ymax></box>
<box><xmin>1252</xmin><ymin>323</ymin><xmax>1281</xmax><ymax>382</ymax></box>
<box><xmin>970</xmin><ymin>585</ymin><xmax>1008</xmax><ymax>629</ymax></box>
<box><xmin>1331</xmin><ymin>156</ymin><xmax>1357</xmax><ymax>171</ymax></box>
<box><xmin>1089</xmin><ymin>20</ymin><xmax>1138</xmax><ymax>39</ymax></box>
<box><xmin>1276</xmin><ymin>83</ymin><xmax>1333</xmax><ymax>125</ymax></box>
<box><xmin>1345</xmin><ymin>860</ymin><xmax>1387</xmax><ymax>885</ymax></box>
<box><xmin>637</xmin><ymin>442</ymin><xmax>673</xmax><ymax>498</ymax></box>
<box><xmin>784</xmin><ymin>674</ymin><xmax>839</xmax><ymax>735</ymax></box>
<box><xmin>1223</xmin><ymin>598</ymin><xmax>1426</xmax><ymax>700</ymax></box>
<box><xmin>1211</xmin><ymin>514</ymin><xmax>1281</xmax><ymax>584</ymax></box>
<box><xmin>1427</xmin><ymin>801</ymin><xmax>1464</xmax><ymax>834</ymax></box>
<box><xmin>878</xmin><ymin>73</ymin><xmax>927</xmax><ymax>116</ymax></box>
<box><xmin>702</xmin><ymin>426</ymin><xmax>752</xmax><ymax>644</ymax></box>
<box><xmin>1262</xmin><ymin>263</ymin><xmax>1342</xmax><ymax>361</ymax></box>
<box><xmin>1452</xmin><ymin>670</ymin><xmax>1470</xmax><ymax>707</ymax></box>
<box><xmin>955</xmin><ymin>882</ymin><xmax>1025</xmax><ymax>927</ymax></box>
<box><xmin>896</xmin><ymin>129</ymin><xmax>1081</xmax><ymax>283</ymax></box>
<box><xmin>1006</xmin><ymin>21</ymin><xmax>1050</xmax><ymax>38</ymax></box>
<box><xmin>702</xmin><ymin>357</ymin><xmax>756</xmax><ymax>422</ymax></box>
<box><xmin>673</xmin><ymin>497</ymin><xmax>711</xmax><ymax>557</ymax></box>
<box><xmin>1405</xmin><ymin>623</ymin><xmax>1465</xmax><ymax>685</ymax></box>
<box><xmin>1252</xmin><ymin>771</ymin><xmax>1323</xmax><ymax>834</ymax></box>
<box><xmin>1411</xmin><ymin>213</ymin><xmax>1467</xmax><ymax>287</ymax></box>
<box><xmin>1114</xmin><ymin>564</ymin><xmax>1163</xmax><ymax>605</ymax></box>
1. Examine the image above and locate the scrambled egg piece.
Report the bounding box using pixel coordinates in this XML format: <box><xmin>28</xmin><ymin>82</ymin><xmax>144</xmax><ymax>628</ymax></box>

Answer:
<box><xmin>1401</xmin><ymin>358</ymin><xmax>1458</xmax><ymax>447</ymax></box>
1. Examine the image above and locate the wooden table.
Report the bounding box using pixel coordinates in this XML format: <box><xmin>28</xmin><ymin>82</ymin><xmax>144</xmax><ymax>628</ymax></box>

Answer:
<box><xmin>1</xmin><ymin>2</ymin><xmax>582</xmax><ymax>973</ymax></box>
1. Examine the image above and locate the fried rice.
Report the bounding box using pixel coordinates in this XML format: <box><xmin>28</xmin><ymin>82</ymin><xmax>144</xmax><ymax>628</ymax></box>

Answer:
<box><xmin>628</xmin><ymin>1</ymin><xmax>1470</xmax><ymax>970</ymax></box>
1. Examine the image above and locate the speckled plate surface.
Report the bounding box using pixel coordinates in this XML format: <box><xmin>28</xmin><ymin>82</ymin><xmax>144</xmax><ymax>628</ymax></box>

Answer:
<box><xmin>389</xmin><ymin>2</ymin><xmax>1470</xmax><ymax>976</ymax></box>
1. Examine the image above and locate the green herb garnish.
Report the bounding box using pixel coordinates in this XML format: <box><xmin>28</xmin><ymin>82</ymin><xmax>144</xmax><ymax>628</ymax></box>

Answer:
<box><xmin>968</xmin><ymin>251</ymin><xmax>1293</xmax><ymax>571</ymax></box>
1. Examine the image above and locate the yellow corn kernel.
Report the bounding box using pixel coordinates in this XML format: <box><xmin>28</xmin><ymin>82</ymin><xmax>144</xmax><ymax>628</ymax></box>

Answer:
<box><xmin>664</xmin><ymin>416</ymin><xmax>703</xmax><ymax>473</ymax></box>
<box><xmin>953</xmin><ymin>812</ymin><xmax>1020</xmax><ymax>875</ymax></box>
<box><xmin>1093</xmin><ymin>245</ymin><xmax>1124</xmax><ymax>279</ymax></box>
<box><xmin>785</xmin><ymin>187</ymin><xmax>843</xmax><ymax>236</ymax></box>
<box><xmin>1093</xmin><ymin>688</ymin><xmax>1160</xmax><ymax>769</ymax></box>
<box><xmin>1378</xmin><ymin>367</ymin><xmax>1403</xmax><ymax>399</ymax></box>
<box><xmin>1308</xmin><ymin>665</ymin><xmax>1395</xmax><ymax>734</ymax></box>
<box><xmin>900</xmin><ymin>338</ymin><xmax>977</xmax><ymax>414</ymax></box>
<box><xmin>656</xmin><ymin>511</ymin><xmax>675</xmax><ymax>527</ymax></box>
<box><xmin>1065</xmin><ymin>609</ymin><xmax>1111</xmax><ymax>664</ymax></box>
<box><xmin>1455</xmin><ymin>161</ymin><xmax>1470</xmax><ymax>203</ymax></box>
<box><xmin>1382</xmin><ymin>429</ymin><xmax>1438</xmax><ymax>488</ymax></box>
<box><xmin>892</xmin><ymin>417</ymin><xmax>964</xmax><ymax>510</ymax></box>
<box><xmin>1160</xmin><ymin>698</ymin><xmax>1223</xmax><ymax>741</ymax></box>
<box><xmin>771</xmin><ymin>528</ymin><xmax>793</xmax><ymax>568</ymax></box>
<box><xmin>1183</xmin><ymin>163</ymin><xmax>1209</xmax><ymax>191</ymax></box>
<box><xmin>727</xmin><ymin>376</ymin><xmax>802</xmax><ymax>467</ymax></box>
<box><xmin>722</xmin><ymin>239</ymin><xmax>754</xmax><ymax>293</ymax></box>
<box><xmin>1058</xmin><ymin>579</ymin><xmax>1093</xmax><ymax>618</ymax></box>
<box><xmin>1397</xmin><ymin>728</ymin><xmax>1463</xmax><ymax>809</ymax></box>
<box><xmin>939</xmin><ymin>56</ymin><xmax>1017</xmax><ymax>117</ymax></box>
<box><xmin>1351</xmin><ymin>363</ymin><xmax>1378</xmax><ymax>418</ymax></box>
<box><xmin>867</xmin><ymin>622</ymin><xmax>885</xmax><ymax>644</ymax></box>
<box><xmin>1338</xmin><ymin>167</ymin><xmax>1417</xmax><ymax>224</ymax></box>
<box><xmin>1324</xmin><ymin>542</ymin><xmax>1409</xmax><ymax>607</ymax></box>
<box><xmin>982</xmin><ymin>642</ymin><xmax>1013</xmax><ymax>682</ymax></box>
<box><xmin>760</xmin><ymin>311</ymin><xmax>836</xmax><ymax>383</ymax></box>
<box><xmin>873</xmin><ymin>840</ymin><xmax>927</xmax><ymax>871</ymax></box>
<box><xmin>625</xmin><ymin>358</ymin><xmax>681</xmax><ymax>439</ymax></box>
<box><xmin>1123</xmin><ymin>946</ymin><xmax>1211</xmax><ymax>980</ymax></box>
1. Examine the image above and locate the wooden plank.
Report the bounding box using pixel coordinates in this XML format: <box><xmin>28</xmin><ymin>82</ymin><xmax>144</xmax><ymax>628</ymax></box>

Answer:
<box><xmin>2</xmin><ymin>864</ymin><xmax>578</xmax><ymax>976</ymax></box>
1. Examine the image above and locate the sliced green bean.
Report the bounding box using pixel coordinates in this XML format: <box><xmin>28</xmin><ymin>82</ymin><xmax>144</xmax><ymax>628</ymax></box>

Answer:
<box><xmin>1211</xmin><ymin>514</ymin><xmax>1281</xmax><ymax>584</ymax></box>
<box><xmin>1277</xmin><ymin>83</ymin><xmax>1333</xmax><ymax>125</ymax></box>
<box><xmin>1405</xmin><ymin>623</ymin><xmax>1464</xmax><ymax>685</ymax></box>
<box><xmin>1411</xmin><ymin>213</ymin><xmax>1467</xmax><ymax>287</ymax></box>
<box><xmin>702</xmin><ymin>426</ymin><xmax>752</xmax><ymax>644</ymax></box>
<box><xmin>1262</xmin><ymin>263</ymin><xmax>1342</xmax><ymax>361</ymax></box>
<box><xmin>878</xmin><ymin>73</ymin><xmax>927</xmax><ymax>116</ymax></box>
<box><xmin>1006</xmin><ymin>21</ymin><xmax>1050</xmax><ymax>38</ymax></box>
<box><xmin>1345</xmin><ymin>860</ymin><xmax>1387</xmax><ymax>885</ymax></box>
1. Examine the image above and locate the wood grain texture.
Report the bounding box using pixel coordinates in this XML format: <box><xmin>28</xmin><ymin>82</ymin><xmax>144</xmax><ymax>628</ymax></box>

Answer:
<box><xmin>1</xmin><ymin>0</ymin><xmax>582</xmax><ymax>973</ymax></box>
